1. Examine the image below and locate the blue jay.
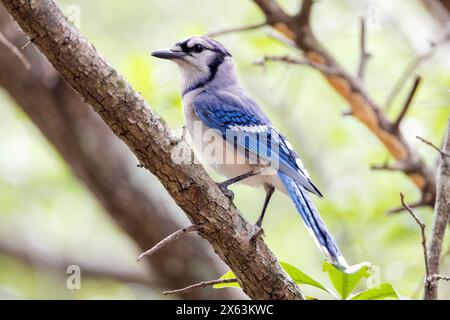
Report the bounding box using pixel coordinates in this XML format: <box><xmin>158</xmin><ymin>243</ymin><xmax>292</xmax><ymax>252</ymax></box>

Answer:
<box><xmin>152</xmin><ymin>36</ymin><xmax>348</xmax><ymax>268</ymax></box>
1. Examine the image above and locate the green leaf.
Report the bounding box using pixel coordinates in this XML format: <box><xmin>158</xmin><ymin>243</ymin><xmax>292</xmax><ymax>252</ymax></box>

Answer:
<box><xmin>322</xmin><ymin>261</ymin><xmax>372</xmax><ymax>299</ymax></box>
<box><xmin>213</xmin><ymin>261</ymin><xmax>333</xmax><ymax>297</ymax></box>
<box><xmin>279</xmin><ymin>261</ymin><xmax>328</xmax><ymax>292</ymax></box>
<box><xmin>348</xmin><ymin>283</ymin><xmax>399</xmax><ymax>300</ymax></box>
<box><xmin>213</xmin><ymin>270</ymin><xmax>240</xmax><ymax>289</ymax></box>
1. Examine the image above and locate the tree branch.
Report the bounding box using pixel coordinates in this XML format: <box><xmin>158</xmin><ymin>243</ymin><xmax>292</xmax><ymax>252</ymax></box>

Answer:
<box><xmin>384</xmin><ymin>31</ymin><xmax>449</xmax><ymax>111</ymax></box>
<box><xmin>0</xmin><ymin>8</ymin><xmax>241</xmax><ymax>299</ymax></box>
<box><xmin>294</xmin><ymin>0</ymin><xmax>314</xmax><ymax>26</ymax></box>
<box><xmin>400</xmin><ymin>193</ymin><xmax>430</xmax><ymax>281</ymax></box>
<box><xmin>252</xmin><ymin>0</ymin><xmax>436</xmax><ymax>209</ymax></box>
<box><xmin>387</xmin><ymin>200</ymin><xmax>430</xmax><ymax>215</ymax></box>
<box><xmin>253</xmin><ymin>0</ymin><xmax>290</xmax><ymax>23</ymax></box>
<box><xmin>393</xmin><ymin>76</ymin><xmax>422</xmax><ymax>132</ymax></box>
<box><xmin>357</xmin><ymin>17</ymin><xmax>371</xmax><ymax>81</ymax></box>
<box><xmin>163</xmin><ymin>278</ymin><xmax>238</xmax><ymax>296</ymax></box>
<box><xmin>371</xmin><ymin>160</ymin><xmax>417</xmax><ymax>173</ymax></box>
<box><xmin>424</xmin><ymin>119</ymin><xmax>450</xmax><ymax>300</ymax></box>
<box><xmin>0</xmin><ymin>0</ymin><xmax>303</xmax><ymax>300</ymax></box>
<box><xmin>254</xmin><ymin>54</ymin><xmax>339</xmax><ymax>75</ymax></box>
<box><xmin>137</xmin><ymin>225</ymin><xmax>197</xmax><ymax>261</ymax></box>
<box><xmin>417</xmin><ymin>136</ymin><xmax>450</xmax><ymax>158</ymax></box>
<box><xmin>427</xmin><ymin>274</ymin><xmax>450</xmax><ymax>282</ymax></box>
<box><xmin>206</xmin><ymin>22</ymin><xmax>267</xmax><ymax>37</ymax></box>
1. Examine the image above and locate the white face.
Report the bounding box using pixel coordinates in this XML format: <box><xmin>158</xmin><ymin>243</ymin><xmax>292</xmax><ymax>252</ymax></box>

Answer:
<box><xmin>152</xmin><ymin>36</ymin><xmax>232</xmax><ymax>92</ymax></box>
<box><xmin>172</xmin><ymin>37</ymin><xmax>222</xmax><ymax>87</ymax></box>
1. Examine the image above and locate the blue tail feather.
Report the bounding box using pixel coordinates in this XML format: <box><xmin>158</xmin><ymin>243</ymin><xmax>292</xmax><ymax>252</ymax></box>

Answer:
<box><xmin>278</xmin><ymin>172</ymin><xmax>348</xmax><ymax>268</ymax></box>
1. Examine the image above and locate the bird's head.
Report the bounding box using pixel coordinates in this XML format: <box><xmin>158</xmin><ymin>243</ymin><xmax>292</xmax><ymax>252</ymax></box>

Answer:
<box><xmin>151</xmin><ymin>36</ymin><xmax>235</xmax><ymax>93</ymax></box>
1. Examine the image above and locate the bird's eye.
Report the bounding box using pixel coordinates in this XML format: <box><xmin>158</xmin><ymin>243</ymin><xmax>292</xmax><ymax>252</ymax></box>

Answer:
<box><xmin>192</xmin><ymin>44</ymin><xmax>204</xmax><ymax>53</ymax></box>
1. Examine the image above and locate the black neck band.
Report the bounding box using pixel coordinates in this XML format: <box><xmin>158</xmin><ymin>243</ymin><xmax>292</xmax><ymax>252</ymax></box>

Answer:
<box><xmin>182</xmin><ymin>56</ymin><xmax>226</xmax><ymax>97</ymax></box>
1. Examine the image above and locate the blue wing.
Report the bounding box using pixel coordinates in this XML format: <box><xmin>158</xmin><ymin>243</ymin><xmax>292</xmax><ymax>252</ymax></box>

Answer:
<box><xmin>193</xmin><ymin>90</ymin><xmax>322</xmax><ymax>197</ymax></box>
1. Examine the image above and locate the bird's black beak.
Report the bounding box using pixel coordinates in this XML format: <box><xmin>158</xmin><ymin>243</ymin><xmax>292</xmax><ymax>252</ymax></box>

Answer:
<box><xmin>151</xmin><ymin>48</ymin><xmax>186</xmax><ymax>60</ymax></box>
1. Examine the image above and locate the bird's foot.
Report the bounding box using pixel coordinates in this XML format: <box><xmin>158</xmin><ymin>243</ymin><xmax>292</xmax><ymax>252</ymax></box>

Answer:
<box><xmin>169</xmin><ymin>134</ymin><xmax>182</xmax><ymax>145</ymax></box>
<box><xmin>250</xmin><ymin>226</ymin><xmax>265</xmax><ymax>242</ymax></box>
<box><xmin>170</xmin><ymin>125</ymin><xmax>187</xmax><ymax>145</ymax></box>
<box><xmin>217</xmin><ymin>182</ymin><xmax>235</xmax><ymax>201</ymax></box>
<box><xmin>181</xmin><ymin>125</ymin><xmax>187</xmax><ymax>142</ymax></box>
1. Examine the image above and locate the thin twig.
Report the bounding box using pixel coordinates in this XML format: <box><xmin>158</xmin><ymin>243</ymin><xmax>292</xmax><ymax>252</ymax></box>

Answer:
<box><xmin>206</xmin><ymin>22</ymin><xmax>267</xmax><ymax>37</ymax></box>
<box><xmin>163</xmin><ymin>278</ymin><xmax>238</xmax><ymax>295</ymax></box>
<box><xmin>294</xmin><ymin>0</ymin><xmax>314</xmax><ymax>26</ymax></box>
<box><xmin>21</xmin><ymin>40</ymin><xmax>30</xmax><ymax>50</ymax></box>
<box><xmin>427</xmin><ymin>274</ymin><xmax>450</xmax><ymax>283</ymax></box>
<box><xmin>384</xmin><ymin>31</ymin><xmax>450</xmax><ymax>111</ymax></box>
<box><xmin>357</xmin><ymin>16</ymin><xmax>371</xmax><ymax>81</ymax></box>
<box><xmin>267</xmin><ymin>30</ymin><xmax>297</xmax><ymax>48</ymax></box>
<box><xmin>137</xmin><ymin>225</ymin><xmax>197</xmax><ymax>261</ymax></box>
<box><xmin>400</xmin><ymin>193</ymin><xmax>430</xmax><ymax>281</ymax></box>
<box><xmin>393</xmin><ymin>76</ymin><xmax>422</xmax><ymax>132</ymax></box>
<box><xmin>0</xmin><ymin>32</ymin><xmax>30</xmax><ymax>69</ymax></box>
<box><xmin>254</xmin><ymin>55</ymin><xmax>339</xmax><ymax>75</ymax></box>
<box><xmin>417</xmin><ymin>136</ymin><xmax>450</xmax><ymax>158</ymax></box>
<box><xmin>371</xmin><ymin>161</ymin><xmax>411</xmax><ymax>172</ymax></box>
<box><xmin>387</xmin><ymin>200</ymin><xmax>429</xmax><ymax>215</ymax></box>
<box><xmin>342</xmin><ymin>109</ymin><xmax>353</xmax><ymax>116</ymax></box>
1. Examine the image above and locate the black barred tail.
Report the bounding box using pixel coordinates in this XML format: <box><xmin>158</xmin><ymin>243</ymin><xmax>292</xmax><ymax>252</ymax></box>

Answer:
<box><xmin>279</xmin><ymin>172</ymin><xmax>348</xmax><ymax>268</ymax></box>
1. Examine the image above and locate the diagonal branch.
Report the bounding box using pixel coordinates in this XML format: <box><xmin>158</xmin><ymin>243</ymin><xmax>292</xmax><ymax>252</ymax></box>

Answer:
<box><xmin>384</xmin><ymin>31</ymin><xmax>449</xmax><ymax>111</ymax></box>
<box><xmin>393</xmin><ymin>76</ymin><xmax>422</xmax><ymax>132</ymax></box>
<box><xmin>252</xmin><ymin>0</ymin><xmax>436</xmax><ymax>208</ymax></box>
<box><xmin>0</xmin><ymin>9</ymin><xmax>237</xmax><ymax>299</ymax></box>
<box><xmin>0</xmin><ymin>0</ymin><xmax>303</xmax><ymax>300</ymax></box>
<box><xmin>164</xmin><ymin>278</ymin><xmax>238</xmax><ymax>295</ymax></box>
<box><xmin>206</xmin><ymin>22</ymin><xmax>267</xmax><ymax>37</ymax></box>
<box><xmin>417</xmin><ymin>136</ymin><xmax>450</xmax><ymax>158</ymax></box>
<box><xmin>138</xmin><ymin>225</ymin><xmax>197</xmax><ymax>261</ymax></box>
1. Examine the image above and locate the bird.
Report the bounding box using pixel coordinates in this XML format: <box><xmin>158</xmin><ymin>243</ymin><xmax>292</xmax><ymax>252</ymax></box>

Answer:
<box><xmin>151</xmin><ymin>36</ymin><xmax>348</xmax><ymax>268</ymax></box>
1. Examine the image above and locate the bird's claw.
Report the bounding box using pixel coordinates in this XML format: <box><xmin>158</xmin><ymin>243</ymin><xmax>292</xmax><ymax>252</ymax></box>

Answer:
<box><xmin>217</xmin><ymin>182</ymin><xmax>235</xmax><ymax>200</ymax></box>
<box><xmin>170</xmin><ymin>125</ymin><xmax>188</xmax><ymax>145</ymax></box>
<box><xmin>250</xmin><ymin>226</ymin><xmax>265</xmax><ymax>242</ymax></box>
<box><xmin>169</xmin><ymin>135</ymin><xmax>182</xmax><ymax>145</ymax></box>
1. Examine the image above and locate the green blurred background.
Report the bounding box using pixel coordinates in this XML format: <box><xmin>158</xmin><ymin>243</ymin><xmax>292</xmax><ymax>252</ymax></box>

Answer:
<box><xmin>0</xmin><ymin>0</ymin><xmax>449</xmax><ymax>299</ymax></box>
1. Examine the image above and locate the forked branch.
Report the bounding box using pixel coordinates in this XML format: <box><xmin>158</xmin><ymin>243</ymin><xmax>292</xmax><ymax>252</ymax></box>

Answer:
<box><xmin>252</xmin><ymin>0</ymin><xmax>436</xmax><ymax>209</ymax></box>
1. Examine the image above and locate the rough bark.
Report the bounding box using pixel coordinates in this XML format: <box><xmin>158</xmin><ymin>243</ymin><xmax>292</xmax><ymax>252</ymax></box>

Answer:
<box><xmin>253</xmin><ymin>0</ymin><xmax>437</xmax><ymax>207</ymax></box>
<box><xmin>0</xmin><ymin>0</ymin><xmax>303</xmax><ymax>299</ymax></box>
<box><xmin>0</xmin><ymin>8</ymin><xmax>240</xmax><ymax>300</ymax></box>
<box><xmin>424</xmin><ymin>119</ymin><xmax>450</xmax><ymax>300</ymax></box>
